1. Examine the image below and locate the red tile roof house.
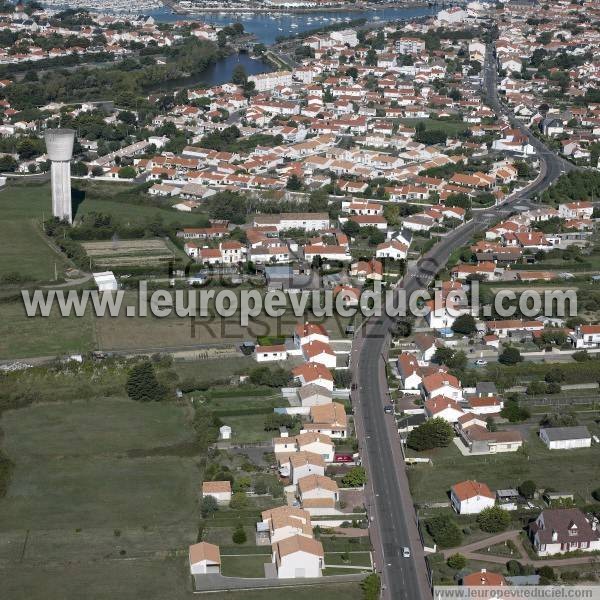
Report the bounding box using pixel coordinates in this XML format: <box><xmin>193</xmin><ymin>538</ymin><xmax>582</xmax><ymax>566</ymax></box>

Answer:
<box><xmin>424</xmin><ymin>396</ymin><xmax>465</xmax><ymax>423</ymax></box>
<box><xmin>294</xmin><ymin>322</ymin><xmax>329</xmax><ymax>347</ymax></box>
<box><xmin>421</xmin><ymin>372</ymin><xmax>463</xmax><ymax>402</ymax></box>
<box><xmin>462</xmin><ymin>569</ymin><xmax>507</xmax><ymax>587</ymax></box>
<box><xmin>255</xmin><ymin>344</ymin><xmax>288</xmax><ymax>363</ymax></box>
<box><xmin>189</xmin><ymin>542</ymin><xmax>221</xmax><ymax>577</ymax></box>
<box><xmin>529</xmin><ymin>509</ymin><xmax>600</xmax><ymax>557</ymax></box>
<box><xmin>451</xmin><ymin>480</ymin><xmax>495</xmax><ymax>514</ymax></box>
<box><xmin>292</xmin><ymin>363</ymin><xmax>334</xmax><ymax>391</ymax></box>
<box><xmin>397</xmin><ymin>352</ymin><xmax>423</xmax><ymax>390</ymax></box>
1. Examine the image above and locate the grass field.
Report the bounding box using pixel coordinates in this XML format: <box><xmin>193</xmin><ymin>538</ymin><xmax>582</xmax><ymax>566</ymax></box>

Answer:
<box><xmin>0</xmin><ymin>218</ymin><xmax>69</xmax><ymax>281</ymax></box>
<box><xmin>0</xmin><ymin>397</ymin><xmax>200</xmax><ymax>550</ymax></box>
<box><xmin>407</xmin><ymin>426</ymin><xmax>600</xmax><ymax>504</ymax></box>
<box><xmin>0</xmin><ymin>298</ymin><xmax>96</xmax><ymax>359</ymax></box>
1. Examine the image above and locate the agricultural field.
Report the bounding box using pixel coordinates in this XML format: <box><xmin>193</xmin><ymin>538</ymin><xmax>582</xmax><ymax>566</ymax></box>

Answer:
<box><xmin>81</xmin><ymin>238</ymin><xmax>177</xmax><ymax>269</ymax></box>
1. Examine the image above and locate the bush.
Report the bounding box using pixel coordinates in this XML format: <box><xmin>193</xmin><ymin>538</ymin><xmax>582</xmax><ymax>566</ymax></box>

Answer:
<box><xmin>360</xmin><ymin>573</ymin><xmax>380</xmax><ymax>600</ymax></box>
<box><xmin>425</xmin><ymin>515</ymin><xmax>463</xmax><ymax>548</ymax></box>
<box><xmin>342</xmin><ymin>466</ymin><xmax>366</xmax><ymax>488</ymax></box>
<box><xmin>537</xmin><ymin>565</ymin><xmax>555</xmax><ymax>581</ymax></box>
<box><xmin>506</xmin><ymin>559</ymin><xmax>524</xmax><ymax>576</ymax></box>
<box><xmin>229</xmin><ymin>491</ymin><xmax>248</xmax><ymax>510</ymax></box>
<box><xmin>500</xmin><ymin>399</ymin><xmax>530</xmax><ymax>423</ymax></box>
<box><xmin>407</xmin><ymin>418</ymin><xmax>454</xmax><ymax>451</ymax></box>
<box><xmin>232</xmin><ymin>523</ymin><xmax>247</xmax><ymax>544</ymax></box>
<box><xmin>476</xmin><ymin>506</ymin><xmax>511</xmax><ymax>533</ymax></box>
<box><xmin>447</xmin><ymin>553</ymin><xmax>467</xmax><ymax>570</ymax></box>
<box><xmin>248</xmin><ymin>366</ymin><xmax>290</xmax><ymax>388</ymax></box>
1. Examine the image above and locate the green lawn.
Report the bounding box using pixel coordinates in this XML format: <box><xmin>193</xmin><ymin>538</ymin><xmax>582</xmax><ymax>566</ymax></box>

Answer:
<box><xmin>220</xmin><ymin>554</ymin><xmax>270</xmax><ymax>577</ymax></box>
<box><xmin>407</xmin><ymin>428</ymin><xmax>600</xmax><ymax>504</ymax></box>
<box><xmin>400</xmin><ymin>117</ymin><xmax>469</xmax><ymax>136</ymax></box>
<box><xmin>325</xmin><ymin>551</ymin><xmax>372</xmax><ymax>567</ymax></box>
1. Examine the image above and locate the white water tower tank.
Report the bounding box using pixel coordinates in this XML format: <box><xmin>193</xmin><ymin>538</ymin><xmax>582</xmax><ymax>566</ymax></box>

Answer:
<box><xmin>44</xmin><ymin>128</ymin><xmax>76</xmax><ymax>224</ymax></box>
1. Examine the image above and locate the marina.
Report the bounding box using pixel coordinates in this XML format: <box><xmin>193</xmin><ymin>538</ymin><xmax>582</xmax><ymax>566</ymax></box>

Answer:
<box><xmin>150</xmin><ymin>5</ymin><xmax>437</xmax><ymax>44</ymax></box>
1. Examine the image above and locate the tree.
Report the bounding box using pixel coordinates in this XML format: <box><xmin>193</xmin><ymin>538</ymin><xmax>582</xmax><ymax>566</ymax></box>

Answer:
<box><xmin>342</xmin><ymin>220</ymin><xmax>360</xmax><ymax>237</ymax></box>
<box><xmin>500</xmin><ymin>398</ymin><xmax>530</xmax><ymax>423</ymax></box>
<box><xmin>126</xmin><ymin>360</ymin><xmax>167</xmax><ymax>402</ymax></box>
<box><xmin>447</xmin><ymin>553</ymin><xmax>467</xmax><ymax>570</ymax></box>
<box><xmin>118</xmin><ymin>165</ymin><xmax>136</xmax><ymax>179</ymax></box>
<box><xmin>0</xmin><ymin>155</ymin><xmax>18</xmax><ymax>172</ymax></box>
<box><xmin>425</xmin><ymin>514</ymin><xmax>463</xmax><ymax>548</ymax></box>
<box><xmin>360</xmin><ymin>573</ymin><xmax>380</xmax><ymax>600</ymax></box>
<box><xmin>200</xmin><ymin>495</ymin><xmax>218</xmax><ymax>518</ymax></box>
<box><xmin>477</xmin><ymin>506</ymin><xmax>511</xmax><ymax>533</ymax></box>
<box><xmin>71</xmin><ymin>161</ymin><xmax>88</xmax><ymax>176</ymax></box>
<box><xmin>518</xmin><ymin>480</ymin><xmax>537</xmax><ymax>499</ymax></box>
<box><xmin>229</xmin><ymin>491</ymin><xmax>248</xmax><ymax>510</ymax></box>
<box><xmin>407</xmin><ymin>418</ymin><xmax>454</xmax><ymax>451</ymax></box>
<box><xmin>249</xmin><ymin>366</ymin><xmax>290</xmax><ymax>388</ymax></box>
<box><xmin>342</xmin><ymin>466</ymin><xmax>366</xmax><ymax>487</ymax></box>
<box><xmin>538</xmin><ymin>565</ymin><xmax>555</xmax><ymax>582</ymax></box>
<box><xmin>231</xmin><ymin>64</ymin><xmax>248</xmax><ymax>86</ymax></box>
<box><xmin>286</xmin><ymin>173</ymin><xmax>302</xmax><ymax>191</ymax></box>
<box><xmin>232</xmin><ymin>523</ymin><xmax>247</xmax><ymax>544</ymax></box>
<box><xmin>499</xmin><ymin>346</ymin><xmax>523</xmax><ymax>365</ymax></box>
<box><xmin>451</xmin><ymin>314</ymin><xmax>477</xmax><ymax>336</ymax></box>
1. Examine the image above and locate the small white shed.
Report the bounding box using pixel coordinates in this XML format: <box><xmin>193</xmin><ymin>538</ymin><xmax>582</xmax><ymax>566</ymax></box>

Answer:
<box><xmin>219</xmin><ymin>425</ymin><xmax>232</xmax><ymax>440</ymax></box>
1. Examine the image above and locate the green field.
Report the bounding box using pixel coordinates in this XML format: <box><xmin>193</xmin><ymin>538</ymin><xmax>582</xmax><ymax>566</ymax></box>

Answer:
<box><xmin>407</xmin><ymin>426</ymin><xmax>600</xmax><ymax>504</ymax></box>
<box><xmin>0</xmin><ymin>397</ymin><xmax>205</xmax><ymax>599</ymax></box>
<box><xmin>0</xmin><ymin>298</ymin><xmax>96</xmax><ymax>358</ymax></box>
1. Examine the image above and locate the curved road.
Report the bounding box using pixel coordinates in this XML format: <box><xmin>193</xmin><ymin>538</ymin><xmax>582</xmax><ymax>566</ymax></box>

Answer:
<box><xmin>350</xmin><ymin>42</ymin><xmax>577</xmax><ymax>600</ymax></box>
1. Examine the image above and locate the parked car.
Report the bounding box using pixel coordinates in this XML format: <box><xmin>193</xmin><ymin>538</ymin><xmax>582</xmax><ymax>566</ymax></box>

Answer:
<box><xmin>384</xmin><ymin>405</ymin><xmax>394</xmax><ymax>414</ymax></box>
<box><xmin>474</xmin><ymin>359</ymin><xmax>488</xmax><ymax>366</ymax></box>
<box><xmin>334</xmin><ymin>453</ymin><xmax>353</xmax><ymax>463</ymax></box>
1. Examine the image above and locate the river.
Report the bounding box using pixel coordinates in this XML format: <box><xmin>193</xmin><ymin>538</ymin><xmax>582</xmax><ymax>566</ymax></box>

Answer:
<box><xmin>150</xmin><ymin>5</ymin><xmax>437</xmax><ymax>45</ymax></box>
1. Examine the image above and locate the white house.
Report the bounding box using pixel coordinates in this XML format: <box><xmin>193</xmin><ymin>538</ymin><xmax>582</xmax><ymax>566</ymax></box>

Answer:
<box><xmin>260</xmin><ymin>506</ymin><xmax>313</xmax><ymax>544</ymax></box>
<box><xmin>189</xmin><ymin>542</ymin><xmax>221</xmax><ymax>575</ymax></box>
<box><xmin>529</xmin><ymin>509</ymin><xmax>600</xmax><ymax>557</ymax></box>
<box><xmin>297</xmin><ymin>384</ymin><xmax>333</xmax><ymax>408</ymax></box>
<box><xmin>397</xmin><ymin>352</ymin><xmax>422</xmax><ymax>390</ymax></box>
<box><xmin>376</xmin><ymin>240</ymin><xmax>408</xmax><ymax>260</ymax></box>
<box><xmin>424</xmin><ymin>397</ymin><xmax>465</xmax><ymax>423</ymax></box>
<box><xmin>451</xmin><ymin>480</ymin><xmax>496</xmax><ymax>515</ymax></box>
<box><xmin>292</xmin><ymin>363</ymin><xmax>334</xmax><ymax>391</ymax></box>
<box><xmin>289</xmin><ymin>451</ymin><xmax>326</xmax><ymax>485</ymax></box>
<box><xmin>294</xmin><ymin>322</ymin><xmax>329</xmax><ymax>347</ymax></box>
<box><xmin>569</xmin><ymin>325</ymin><xmax>600</xmax><ymax>349</ymax></box>
<box><xmin>539</xmin><ymin>426</ymin><xmax>592</xmax><ymax>450</ymax></box>
<box><xmin>302</xmin><ymin>341</ymin><xmax>337</xmax><ymax>369</ymax></box>
<box><xmin>297</xmin><ymin>474</ymin><xmax>339</xmax><ymax>510</ymax></box>
<box><xmin>421</xmin><ymin>372</ymin><xmax>463</xmax><ymax>401</ymax></box>
<box><xmin>255</xmin><ymin>344</ymin><xmax>288</xmax><ymax>362</ymax></box>
<box><xmin>272</xmin><ymin>535</ymin><xmax>324</xmax><ymax>578</ymax></box>
<box><xmin>296</xmin><ymin>432</ymin><xmax>335</xmax><ymax>463</ymax></box>
<box><xmin>202</xmin><ymin>481</ymin><xmax>232</xmax><ymax>505</ymax></box>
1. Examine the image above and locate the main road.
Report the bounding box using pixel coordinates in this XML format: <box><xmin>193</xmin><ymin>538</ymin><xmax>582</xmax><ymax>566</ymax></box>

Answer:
<box><xmin>350</xmin><ymin>41</ymin><xmax>576</xmax><ymax>600</ymax></box>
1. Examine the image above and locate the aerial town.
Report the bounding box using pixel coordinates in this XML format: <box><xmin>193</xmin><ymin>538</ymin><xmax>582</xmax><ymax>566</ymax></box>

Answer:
<box><xmin>2</xmin><ymin>0</ymin><xmax>600</xmax><ymax>599</ymax></box>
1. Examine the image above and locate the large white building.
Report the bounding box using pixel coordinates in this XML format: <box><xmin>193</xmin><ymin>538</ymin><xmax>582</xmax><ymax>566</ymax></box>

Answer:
<box><xmin>249</xmin><ymin>70</ymin><xmax>293</xmax><ymax>92</ymax></box>
<box><xmin>539</xmin><ymin>426</ymin><xmax>592</xmax><ymax>450</ymax></box>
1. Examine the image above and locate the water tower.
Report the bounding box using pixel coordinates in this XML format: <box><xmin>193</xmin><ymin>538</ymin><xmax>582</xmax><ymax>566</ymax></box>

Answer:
<box><xmin>44</xmin><ymin>128</ymin><xmax>76</xmax><ymax>224</ymax></box>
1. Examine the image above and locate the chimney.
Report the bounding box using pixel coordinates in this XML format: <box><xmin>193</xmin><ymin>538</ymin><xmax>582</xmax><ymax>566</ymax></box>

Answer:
<box><xmin>551</xmin><ymin>529</ymin><xmax>558</xmax><ymax>542</ymax></box>
<box><xmin>481</xmin><ymin>568</ymin><xmax>487</xmax><ymax>574</ymax></box>
<box><xmin>592</xmin><ymin>518</ymin><xmax>598</xmax><ymax>532</ymax></box>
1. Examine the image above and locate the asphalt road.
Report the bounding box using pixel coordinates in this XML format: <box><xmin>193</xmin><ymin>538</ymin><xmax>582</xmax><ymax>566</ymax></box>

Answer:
<box><xmin>350</xmin><ymin>42</ymin><xmax>577</xmax><ymax>600</ymax></box>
